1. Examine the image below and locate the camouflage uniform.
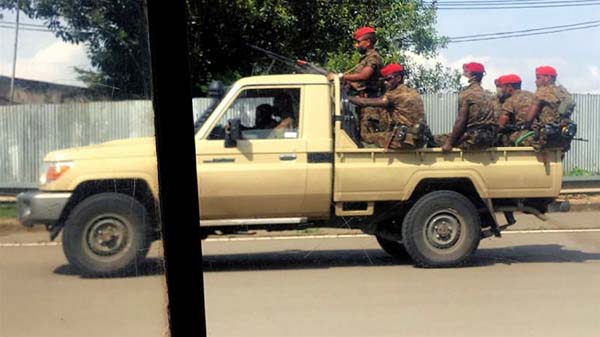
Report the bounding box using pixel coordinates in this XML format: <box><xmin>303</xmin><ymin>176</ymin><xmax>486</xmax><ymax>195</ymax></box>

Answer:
<box><xmin>528</xmin><ymin>84</ymin><xmax>574</xmax><ymax>152</ymax></box>
<box><xmin>495</xmin><ymin>90</ymin><xmax>535</xmax><ymax>146</ymax></box>
<box><xmin>492</xmin><ymin>97</ymin><xmax>505</xmax><ymax>146</ymax></box>
<box><xmin>493</xmin><ymin>96</ymin><xmax>505</xmax><ymax>118</ymax></box>
<box><xmin>435</xmin><ymin>81</ymin><xmax>497</xmax><ymax>150</ymax></box>
<box><xmin>348</xmin><ymin>48</ymin><xmax>385</xmax><ymax>144</ymax></box>
<box><xmin>346</xmin><ymin>48</ymin><xmax>383</xmax><ymax>97</ymax></box>
<box><xmin>365</xmin><ymin>84</ymin><xmax>426</xmax><ymax>149</ymax></box>
<box><xmin>360</xmin><ymin>106</ymin><xmax>391</xmax><ymax>145</ymax></box>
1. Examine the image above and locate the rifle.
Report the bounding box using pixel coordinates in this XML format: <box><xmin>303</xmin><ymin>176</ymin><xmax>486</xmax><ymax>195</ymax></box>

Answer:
<box><xmin>248</xmin><ymin>44</ymin><xmax>328</xmax><ymax>75</ymax></box>
<box><xmin>384</xmin><ymin>124</ymin><xmax>407</xmax><ymax>150</ymax></box>
<box><xmin>497</xmin><ymin>124</ymin><xmax>521</xmax><ymax>134</ymax></box>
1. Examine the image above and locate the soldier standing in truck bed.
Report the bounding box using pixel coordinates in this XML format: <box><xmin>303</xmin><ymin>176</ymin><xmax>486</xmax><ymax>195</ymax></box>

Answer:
<box><xmin>348</xmin><ymin>63</ymin><xmax>428</xmax><ymax>149</ymax></box>
<box><xmin>327</xmin><ymin>26</ymin><xmax>384</xmax><ymax>145</ymax></box>
<box><xmin>328</xmin><ymin>26</ymin><xmax>383</xmax><ymax>97</ymax></box>
<box><xmin>436</xmin><ymin>62</ymin><xmax>497</xmax><ymax>152</ymax></box>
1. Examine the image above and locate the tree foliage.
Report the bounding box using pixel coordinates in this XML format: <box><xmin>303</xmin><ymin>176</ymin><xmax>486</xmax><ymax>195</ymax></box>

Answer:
<box><xmin>0</xmin><ymin>0</ymin><xmax>461</xmax><ymax>97</ymax></box>
<box><xmin>0</xmin><ymin>0</ymin><xmax>151</xmax><ymax>99</ymax></box>
<box><xmin>188</xmin><ymin>0</ymin><xmax>460</xmax><ymax>93</ymax></box>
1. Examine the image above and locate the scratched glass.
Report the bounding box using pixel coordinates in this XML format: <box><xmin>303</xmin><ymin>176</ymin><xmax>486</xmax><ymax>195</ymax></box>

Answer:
<box><xmin>0</xmin><ymin>2</ymin><xmax>168</xmax><ymax>337</ymax></box>
<box><xmin>188</xmin><ymin>2</ymin><xmax>600</xmax><ymax>337</ymax></box>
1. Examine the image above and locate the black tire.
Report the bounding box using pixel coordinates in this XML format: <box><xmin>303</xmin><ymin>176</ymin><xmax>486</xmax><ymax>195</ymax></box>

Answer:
<box><xmin>62</xmin><ymin>193</ymin><xmax>152</xmax><ymax>276</ymax></box>
<box><xmin>402</xmin><ymin>190</ymin><xmax>481</xmax><ymax>267</ymax></box>
<box><xmin>375</xmin><ymin>236</ymin><xmax>410</xmax><ymax>260</ymax></box>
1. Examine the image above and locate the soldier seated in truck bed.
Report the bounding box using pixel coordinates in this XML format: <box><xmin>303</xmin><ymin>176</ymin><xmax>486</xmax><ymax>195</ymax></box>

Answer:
<box><xmin>349</xmin><ymin>63</ymin><xmax>428</xmax><ymax>150</ymax></box>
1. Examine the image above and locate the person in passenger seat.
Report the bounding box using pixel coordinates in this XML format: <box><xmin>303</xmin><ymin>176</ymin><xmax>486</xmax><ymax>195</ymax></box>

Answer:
<box><xmin>255</xmin><ymin>104</ymin><xmax>276</xmax><ymax>129</ymax></box>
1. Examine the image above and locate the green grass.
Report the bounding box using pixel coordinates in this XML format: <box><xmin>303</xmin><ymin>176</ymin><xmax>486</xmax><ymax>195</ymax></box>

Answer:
<box><xmin>0</xmin><ymin>204</ymin><xmax>17</xmax><ymax>218</ymax></box>
<box><xmin>565</xmin><ymin>167</ymin><xmax>598</xmax><ymax>176</ymax></box>
<box><xmin>298</xmin><ymin>227</ymin><xmax>320</xmax><ymax>234</ymax></box>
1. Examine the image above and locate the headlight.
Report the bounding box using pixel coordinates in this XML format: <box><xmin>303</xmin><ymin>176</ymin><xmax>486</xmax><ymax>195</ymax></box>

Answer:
<box><xmin>39</xmin><ymin>161</ymin><xmax>74</xmax><ymax>186</ymax></box>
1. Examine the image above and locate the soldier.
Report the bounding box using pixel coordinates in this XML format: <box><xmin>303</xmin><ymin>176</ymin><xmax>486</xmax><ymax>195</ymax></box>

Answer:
<box><xmin>327</xmin><ymin>26</ymin><xmax>384</xmax><ymax>145</ymax></box>
<box><xmin>436</xmin><ymin>62</ymin><xmax>496</xmax><ymax>152</ymax></box>
<box><xmin>494</xmin><ymin>74</ymin><xmax>535</xmax><ymax>146</ymax></box>
<box><xmin>522</xmin><ymin>65</ymin><xmax>576</xmax><ymax>153</ymax></box>
<box><xmin>327</xmin><ymin>26</ymin><xmax>383</xmax><ymax>97</ymax></box>
<box><xmin>493</xmin><ymin>77</ymin><xmax>505</xmax><ymax>117</ymax></box>
<box><xmin>348</xmin><ymin>63</ymin><xmax>428</xmax><ymax>150</ymax></box>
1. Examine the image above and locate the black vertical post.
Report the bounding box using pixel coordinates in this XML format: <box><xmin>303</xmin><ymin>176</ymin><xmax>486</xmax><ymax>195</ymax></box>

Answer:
<box><xmin>145</xmin><ymin>1</ymin><xmax>206</xmax><ymax>336</ymax></box>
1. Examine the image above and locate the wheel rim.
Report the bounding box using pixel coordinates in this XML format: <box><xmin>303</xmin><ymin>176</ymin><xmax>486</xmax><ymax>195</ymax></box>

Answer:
<box><xmin>423</xmin><ymin>210</ymin><xmax>463</xmax><ymax>250</ymax></box>
<box><xmin>86</xmin><ymin>216</ymin><xmax>129</xmax><ymax>256</ymax></box>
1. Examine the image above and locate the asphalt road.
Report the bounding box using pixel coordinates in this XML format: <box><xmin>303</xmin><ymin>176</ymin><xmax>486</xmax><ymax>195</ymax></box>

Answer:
<box><xmin>2</xmin><ymin>227</ymin><xmax>600</xmax><ymax>337</ymax></box>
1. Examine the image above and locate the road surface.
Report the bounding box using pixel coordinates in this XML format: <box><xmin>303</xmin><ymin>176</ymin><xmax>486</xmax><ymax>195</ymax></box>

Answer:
<box><xmin>2</xmin><ymin>224</ymin><xmax>600</xmax><ymax>337</ymax></box>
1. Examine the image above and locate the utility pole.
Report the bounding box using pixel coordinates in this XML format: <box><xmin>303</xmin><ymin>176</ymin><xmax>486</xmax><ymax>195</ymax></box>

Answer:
<box><xmin>10</xmin><ymin>0</ymin><xmax>20</xmax><ymax>104</ymax></box>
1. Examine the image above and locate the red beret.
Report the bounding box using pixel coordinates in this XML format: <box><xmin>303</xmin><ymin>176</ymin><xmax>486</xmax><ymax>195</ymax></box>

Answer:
<box><xmin>536</xmin><ymin>66</ymin><xmax>557</xmax><ymax>77</ymax></box>
<box><xmin>381</xmin><ymin>63</ymin><xmax>405</xmax><ymax>77</ymax></box>
<box><xmin>497</xmin><ymin>74</ymin><xmax>522</xmax><ymax>85</ymax></box>
<box><xmin>354</xmin><ymin>26</ymin><xmax>375</xmax><ymax>40</ymax></box>
<box><xmin>463</xmin><ymin>62</ymin><xmax>485</xmax><ymax>73</ymax></box>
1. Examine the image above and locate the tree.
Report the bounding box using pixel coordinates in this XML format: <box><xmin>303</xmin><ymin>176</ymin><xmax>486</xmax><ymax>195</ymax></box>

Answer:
<box><xmin>0</xmin><ymin>0</ymin><xmax>151</xmax><ymax>99</ymax></box>
<box><xmin>187</xmin><ymin>0</ymin><xmax>461</xmax><ymax>94</ymax></box>
<box><xmin>1</xmin><ymin>0</ymin><xmax>460</xmax><ymax>97</ymax></box>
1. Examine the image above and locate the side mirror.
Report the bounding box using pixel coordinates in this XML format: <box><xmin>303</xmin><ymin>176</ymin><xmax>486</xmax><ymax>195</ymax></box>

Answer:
<box><xmin>225</xmin><ymin>118</ymin><xmax>241</xmax><ymax>148</ymax></box>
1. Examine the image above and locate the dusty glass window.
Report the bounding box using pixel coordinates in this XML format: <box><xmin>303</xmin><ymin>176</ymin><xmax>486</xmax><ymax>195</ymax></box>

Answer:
<box><xmin>208</xmin><ymin>87</ymin><xmax>301</xmax><ymax>140</ymax></box>
<box><xmin>1</xmin><ymin>1</ymin><xmax>169</xmax><ymax>336</ymax></box>
<box><xmin>186</xmin><ymin>1</ymin><xmax>600</xmax><ymax>337</ymax></box>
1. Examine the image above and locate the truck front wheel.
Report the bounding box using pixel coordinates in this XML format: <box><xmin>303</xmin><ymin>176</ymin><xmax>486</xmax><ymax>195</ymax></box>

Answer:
<box><xmin>62</xmin><ymin>193</ymin><xmax>152</xmax><ymax>276</ymax></box>
<box><xmin>402</xmin><ymin>191</ymin><xmax>480</xmax><ymax>267</ymax></box>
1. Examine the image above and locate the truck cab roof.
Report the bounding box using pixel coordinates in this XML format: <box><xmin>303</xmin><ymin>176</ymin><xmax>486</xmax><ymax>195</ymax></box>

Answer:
<box><xmin>233</xmin><ymin>74</ymin><xmax>329</xmax><ymax>86</ymax></box>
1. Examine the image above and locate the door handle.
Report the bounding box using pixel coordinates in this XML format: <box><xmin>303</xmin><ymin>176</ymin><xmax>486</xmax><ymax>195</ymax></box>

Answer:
<box><xmin>203</xmin><ymin>158</ymin><xmax>235</xmax><ymax>164</ymax></box>
<box><xmin>279</xmin><ymin>154</ymin><xmax>297</xmax><ymax>161</ymax></box>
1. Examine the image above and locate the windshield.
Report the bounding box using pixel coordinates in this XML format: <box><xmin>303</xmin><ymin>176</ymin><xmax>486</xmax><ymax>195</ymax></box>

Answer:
<box><xmin>193</xmin><ymin>85</ymin><xmax>231</xmax><ymax>133</ymax></box>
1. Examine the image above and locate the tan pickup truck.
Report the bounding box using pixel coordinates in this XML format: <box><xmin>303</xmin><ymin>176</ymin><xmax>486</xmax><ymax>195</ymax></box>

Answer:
<box><xmin>17</xmin><ymin>74</ymin><xmax>563</xmax><ymax>275</ymax></box>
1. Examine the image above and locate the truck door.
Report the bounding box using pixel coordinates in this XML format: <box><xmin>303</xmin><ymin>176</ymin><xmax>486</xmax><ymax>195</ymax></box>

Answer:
<box><xmin>196</xmin><ymin>86</ymin><xmax>308</xmax><ymax>220</ymax></box>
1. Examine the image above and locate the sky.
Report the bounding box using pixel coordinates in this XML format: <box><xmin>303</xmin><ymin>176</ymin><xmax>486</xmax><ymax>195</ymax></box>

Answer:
<box><xmin>433</xmin><ymin>3</ymin><xmax>600</xmax><ymax>93</ymax></box>
<box><xmin>0</xmin><ymin>10</ymin><xmax>89</xmax><ymax>87</ymax></box>
<box><xmin>0</xmin><ymin>3</ymin><xmax>598</xmax><ymax>93</ymax></box>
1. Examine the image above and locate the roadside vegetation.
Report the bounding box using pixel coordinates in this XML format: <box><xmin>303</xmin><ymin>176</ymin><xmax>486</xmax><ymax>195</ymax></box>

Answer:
<box><xmin>566</xmin><ymin>167</ymin><xmax>599</xmax><ymax>176</ymax></box>
<box><xmin>0</xmin><ymin>203</ymin><xmax>16</xmax><ymax>219</ymax></box>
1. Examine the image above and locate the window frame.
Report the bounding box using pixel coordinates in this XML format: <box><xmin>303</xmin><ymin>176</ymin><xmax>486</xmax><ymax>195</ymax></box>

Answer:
<box><xmin>146</xmin><ymin>1</ymin><xmax>207</xmax><ymax>337</ymax></box>
<box><xmin>204</xmin><ymin>85</ymin><xmax>304</xmax><ymax>141</ymax></box>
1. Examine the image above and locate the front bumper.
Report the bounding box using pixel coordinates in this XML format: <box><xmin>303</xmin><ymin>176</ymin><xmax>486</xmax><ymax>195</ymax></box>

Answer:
<box><xmin>17</xmin><ymin>191</ymin><xmax>71</xmax><ymax>227</ymax></box>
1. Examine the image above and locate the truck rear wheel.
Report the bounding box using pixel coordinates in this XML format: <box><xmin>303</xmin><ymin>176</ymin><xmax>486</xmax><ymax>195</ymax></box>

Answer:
<box><xmin>375</xmin><ymin>236</ymin><xmax>409</xmax><ymax>260</ymax></box>
<box><xmin>62</xmin><ymin>193</ymin><xmax>151</xmax><ymax>276</ymax></box>
<box><xmin>402</xmin><ymin>191</ymin><xmax>480</xmax><ymax>267</ymax></box>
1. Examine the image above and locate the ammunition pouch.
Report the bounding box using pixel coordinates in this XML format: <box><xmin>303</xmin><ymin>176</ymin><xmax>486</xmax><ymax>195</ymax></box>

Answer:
<box><xmin>498</xmin><ymin>124</ymin><xmax>520</xmax><ymax>134</ymax></box>
<box><xmin>397</xmin><ymin>125</ymin><xmax>408</xmax><ymax>142</ymax></box>
<box><xmin>535</xmin><ymin>120</ymin><xmax>577</xmax><ymax>152</ymax></box>
<box><xmin>466</xmin><ymin>124</ymin><xmax>496</xmax><ymax>147</ymax></box>
<box><xmin>367</xmin><ymin>117</ymin><xmax>382</xmax><ymax>133</ymax></box>
<box><xmin>557</xmin><ymin>97</ymin><xmax>576</xmax><ymax>119</ymax></box>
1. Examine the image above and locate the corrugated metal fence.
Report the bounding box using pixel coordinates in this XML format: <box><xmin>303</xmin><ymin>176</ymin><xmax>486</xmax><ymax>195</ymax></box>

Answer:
<box><xmin>421</xmin><ymin>93</ymin><xmax>599</xmax><ymax>175</ymax></box>
<box><xmin>1</xmin><ymin>94</ymin><xmax>598</xmax><ymax>189</ymax></box>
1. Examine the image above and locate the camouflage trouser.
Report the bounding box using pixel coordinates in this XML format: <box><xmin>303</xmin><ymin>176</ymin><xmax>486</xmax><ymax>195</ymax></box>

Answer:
<box><xmin>387</xmin><ymin>132</ymin><xmax>419</xmax><ymax>150</ymax></box>
<box><xmin>360</xmin><ymin>107</ymin><xmax>390</xmax><ymax>146</ymax></box>
<box><xmin>435</xmin><ymin>127</ymin><xmax>496</xmax><ymax>150</ymax></box>
<box><xmin>509</xmin><ymin>126</ymin><xmax>571</xmax><ymax>154</ymax></box>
